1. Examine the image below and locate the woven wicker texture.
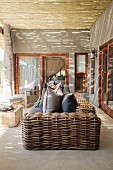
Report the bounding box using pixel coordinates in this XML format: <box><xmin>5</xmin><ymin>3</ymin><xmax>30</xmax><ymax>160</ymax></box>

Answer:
<box><xmin>75</xmin><ymin>92</ymin><xmax>96</xmax><ymax>113</ymax></box>
<box><xmin>21</xmin><ymin>111</ymin><xmax>101</xmax><ymax>150</ymax></box>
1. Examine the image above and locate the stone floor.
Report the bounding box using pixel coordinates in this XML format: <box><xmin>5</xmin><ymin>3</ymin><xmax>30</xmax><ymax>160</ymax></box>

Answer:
<box><xmin>0</xmin><ymin>106</ymin><xmax>113</xmax><ymax>170</ymax></box>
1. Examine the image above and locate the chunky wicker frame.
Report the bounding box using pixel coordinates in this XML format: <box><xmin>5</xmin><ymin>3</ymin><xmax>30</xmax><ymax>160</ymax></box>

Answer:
<box><xmin>21</xmin><ymin>111</ymin><xmax>101</xmax><ymax>150</ymax></box>
<box><xmin>21</xmin><ymin>92</ymin><xmax>101</xmax><ymax>150</ymax></box>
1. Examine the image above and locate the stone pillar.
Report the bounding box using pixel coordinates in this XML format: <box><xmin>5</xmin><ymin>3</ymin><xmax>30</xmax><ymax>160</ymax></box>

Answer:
<box><xmin>2</xmin><ymin>24</ymin><xmax>13</xmax><ymax>101</ymax></box>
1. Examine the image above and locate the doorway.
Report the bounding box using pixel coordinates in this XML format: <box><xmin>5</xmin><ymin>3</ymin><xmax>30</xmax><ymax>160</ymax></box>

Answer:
<box><xmin>43</xmin><ymin>56</ymin><xmax>65</xmax><ymax>83</ymax></box>
<box><xmin>75</xmin><ymin>53</ymin><xmax>88</xmax><ymax>92</ymax></box>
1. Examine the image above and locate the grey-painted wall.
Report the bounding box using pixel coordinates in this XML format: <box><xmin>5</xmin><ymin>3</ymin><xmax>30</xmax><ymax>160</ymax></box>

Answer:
<box><xmin>12</xmin><ymin>29</ymin><xmax>90</xmax><ymax>93</ymax></box>
<box><xmin>90</xmin><ymin>1</ymin><xmax>113</xmax><ymax>106</ymax></box>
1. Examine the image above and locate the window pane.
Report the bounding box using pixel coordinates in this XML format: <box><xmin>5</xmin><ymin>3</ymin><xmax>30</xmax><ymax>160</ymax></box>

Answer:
<box><xmin>91</xmin><ymin>58</ymin><xmax>95</xmax><ymax>94</ymax></box>
<box><xmin>102</xmin><ymin>50</ymin><xmax>107</xmax><ymax>104</ymax></box>
<box><xmin>108</xmin><ymin>45</ymin><xmax>113</xmax><ymax>109</ymax></box>
<box><xmin>77</xmin><ymin>55</ymin><xmax>85</xmax><ymax>72</ymax></box>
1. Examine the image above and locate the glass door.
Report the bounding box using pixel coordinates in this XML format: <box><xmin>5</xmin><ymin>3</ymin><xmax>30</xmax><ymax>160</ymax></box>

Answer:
<box><xmin>108</xmin><ymin>45</ymin><xmax>113</xmax><ymax>109</ymax></box>
<box><xmin>101</xmin><ymin>49</ymin><xmax>107</xmax><ymax>105</ymax></box>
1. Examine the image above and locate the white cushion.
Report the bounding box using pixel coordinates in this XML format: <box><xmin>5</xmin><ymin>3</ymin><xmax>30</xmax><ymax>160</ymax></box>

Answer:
<box><xmin>24</xmin><ymin>80</ymin><xmax>35</xmax><ymax>89</ymax></box>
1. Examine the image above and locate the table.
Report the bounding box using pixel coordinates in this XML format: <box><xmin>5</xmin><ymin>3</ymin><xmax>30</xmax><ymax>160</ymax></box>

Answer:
<box><xmin>0</xmin><ymin>105</ymin><xmax>23</xmax><ymax>127</ymax></box>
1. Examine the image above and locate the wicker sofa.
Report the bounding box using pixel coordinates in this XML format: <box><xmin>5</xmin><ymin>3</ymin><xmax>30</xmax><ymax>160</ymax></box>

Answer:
<box><xmin>21</xmin><ymin>93</ymin><xmax>101</xmax><ymax>150</ymax></box>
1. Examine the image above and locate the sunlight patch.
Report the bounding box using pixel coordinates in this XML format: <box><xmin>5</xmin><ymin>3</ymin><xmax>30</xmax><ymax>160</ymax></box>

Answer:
<box><xmin>8</xmin><ymin>157</ymin><xmax>17</xmax><ymax>161</ymax></box>
<box><xmin>5</xmin><ymin>146</ymin><xmax>13</xmax><ymax>149</ymax></box>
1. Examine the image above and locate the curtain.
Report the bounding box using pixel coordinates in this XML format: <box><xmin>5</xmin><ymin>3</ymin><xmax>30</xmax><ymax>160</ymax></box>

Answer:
<box><xmin>19</xmin><ymin>56</ymin><xmax>40</xmax><ymax>88</ymax></box>
<box><xmin>46</xmin><ymin>59</ymin><xmax>65</xmax><ymax>79</ymax></box>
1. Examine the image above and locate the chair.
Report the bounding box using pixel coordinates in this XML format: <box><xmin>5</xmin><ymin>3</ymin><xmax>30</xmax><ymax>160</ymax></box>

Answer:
<box><xmin>10</xmin><ymin>86</ymin><xmax>40</xmax><ymax>108</ymax></box>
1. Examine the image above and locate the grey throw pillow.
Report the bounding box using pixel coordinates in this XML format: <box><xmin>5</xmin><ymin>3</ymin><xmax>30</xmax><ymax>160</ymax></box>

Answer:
<box><xmin>43</xmin><ymin>87</ymin><xmax>63</xmax><ymax>113</ymax></box>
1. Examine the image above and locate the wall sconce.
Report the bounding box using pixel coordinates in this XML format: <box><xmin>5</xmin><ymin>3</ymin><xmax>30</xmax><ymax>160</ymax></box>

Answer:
<box><xmin>91</xmin><ymin>47</ymin><xmax>97</xmax><ymax>58</ymax></box>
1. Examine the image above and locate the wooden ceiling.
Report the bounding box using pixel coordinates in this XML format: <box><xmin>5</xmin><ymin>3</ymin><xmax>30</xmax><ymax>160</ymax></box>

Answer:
<box><xmin>0</xmin><ymin>0</ymin><xmax>112</xmax><ymax>29</ymax></box>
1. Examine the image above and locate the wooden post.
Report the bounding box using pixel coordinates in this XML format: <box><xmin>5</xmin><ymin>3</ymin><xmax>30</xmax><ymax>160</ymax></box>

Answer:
<box><xmin>2</xmin><ymin>24</ymin><xmax>13</xmax><ymax>100</ymax></box>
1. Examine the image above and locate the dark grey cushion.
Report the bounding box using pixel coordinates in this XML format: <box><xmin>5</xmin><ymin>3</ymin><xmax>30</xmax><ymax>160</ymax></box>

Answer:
<box><xmin>43</xmin><ymin>87</ymin><xmax>63</xmax><ymax>113</ymax></box>
<box><xmin>29</xmin><ymin>106</ymin><xmax>43</xmax><ymax>113</ymax></box>
<box><xmin>61</xmin><ymin>93</ymin><xmax>78</xmax><ymax>112</ymax></box>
